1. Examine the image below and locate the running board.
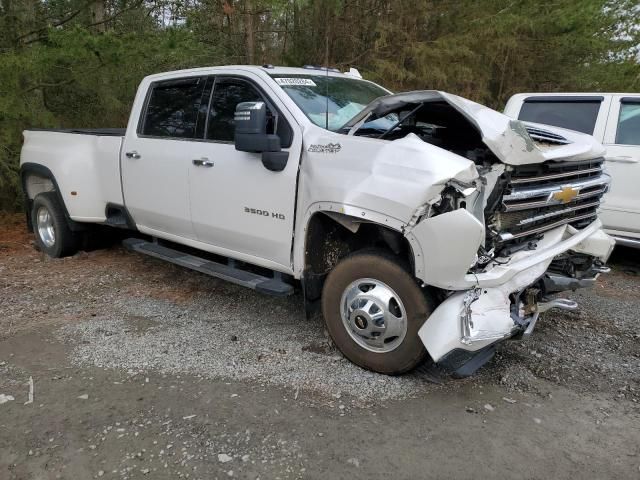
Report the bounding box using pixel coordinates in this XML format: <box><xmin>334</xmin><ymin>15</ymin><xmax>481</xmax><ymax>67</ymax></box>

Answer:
<box><xmin>123</xmin><ymin>238</ymin><xmax>294</xmax><ymax>297</ymax></box>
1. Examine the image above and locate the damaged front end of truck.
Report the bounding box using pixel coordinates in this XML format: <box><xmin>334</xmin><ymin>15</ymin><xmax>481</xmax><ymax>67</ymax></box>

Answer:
<box><xmin>342</xmin><ymin>91</ymin><xmax>615</xmax><ymax>376</ymax></box>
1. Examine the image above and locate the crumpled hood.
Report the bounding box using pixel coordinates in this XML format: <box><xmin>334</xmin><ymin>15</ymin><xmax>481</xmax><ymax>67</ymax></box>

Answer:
<box><xmin>349</xmin><ymin>90</ymin><xmax>605</xmax><ymax>165</ymax></box>
<box><xmin>440</xmin><ymin>92</ymin><xmax>606</xmax><ymax>165</ymax></box>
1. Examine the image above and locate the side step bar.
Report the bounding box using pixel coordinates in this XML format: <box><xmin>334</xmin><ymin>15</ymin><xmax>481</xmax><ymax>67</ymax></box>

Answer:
<box><xmin>613</xmin><ymin>235</ymin><xmax>640</xmax><ymax>249</ymax></box>
<box><xmin>123</xmin><ymin>238</ymin><xmax>294</xmax><ymax>297</ymax></box>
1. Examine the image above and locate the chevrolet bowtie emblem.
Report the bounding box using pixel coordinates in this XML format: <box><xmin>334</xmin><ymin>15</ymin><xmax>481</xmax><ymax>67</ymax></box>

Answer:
<box><xmin>551</xmin><ymin>186</ymin><xmax>579</xmax><ymax>204</ymax></box>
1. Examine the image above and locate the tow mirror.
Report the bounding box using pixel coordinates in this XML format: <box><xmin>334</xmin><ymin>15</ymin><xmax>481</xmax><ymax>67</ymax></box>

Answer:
<box><xmin>234</xmin><ymin>101</ymin><xmax>288</xmax><ymax>172</ymax></box>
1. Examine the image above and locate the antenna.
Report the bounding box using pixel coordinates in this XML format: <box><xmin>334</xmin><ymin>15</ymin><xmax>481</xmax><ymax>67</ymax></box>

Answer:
<box><xmin>325</xmin><ymin>33</ymin><xmax>329</xmax><ymax>130</ymax></box>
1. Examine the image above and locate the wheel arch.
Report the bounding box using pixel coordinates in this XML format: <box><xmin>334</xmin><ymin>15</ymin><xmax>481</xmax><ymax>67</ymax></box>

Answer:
<box><xmin>20</xmin><ymin>163</ymin><xmax>82</xmax><ymax>232</ymax></box>
<box><xmin>301</xmin><ymin>210</ymin><xmax>416</xmax><ymax>308</ymax></box>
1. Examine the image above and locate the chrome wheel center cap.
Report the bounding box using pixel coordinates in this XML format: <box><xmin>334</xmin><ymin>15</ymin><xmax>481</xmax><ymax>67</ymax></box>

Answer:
<box><xmin>340</xmin><ymin>278</ymin><xmax>408</xmax><ymax>353</ymax></box>
<box><xmin>353</xmin><ymin>313</ymin><xmax>369</xmax><ymax>330</ymax></box>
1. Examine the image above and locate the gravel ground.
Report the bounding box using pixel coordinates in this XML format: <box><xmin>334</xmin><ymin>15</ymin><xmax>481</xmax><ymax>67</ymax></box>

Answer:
<box><xmin>57</xmin><ymin>294</ymin><xmax>435</xmax><ymax>403</ymax></box>
<box><xmin>1</xmin><ymin>214</ymin><xmax>640</xmax><ymax>478</ymax></box>
<box><xmin>2</xmin><ymin>213</ymin><xmax>638</xmax><ymax>404</ymax></box>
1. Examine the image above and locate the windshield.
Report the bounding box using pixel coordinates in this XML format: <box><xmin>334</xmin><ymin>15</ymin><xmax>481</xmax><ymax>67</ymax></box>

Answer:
<box><xmin>270</xmin><ymin>74</ymin><xmax>390</xmax><ymax>130</ymax></box>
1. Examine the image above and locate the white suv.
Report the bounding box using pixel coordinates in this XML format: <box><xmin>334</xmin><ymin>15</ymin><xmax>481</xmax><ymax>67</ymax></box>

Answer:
<box><xmin>505</xmin><ymin>93</ymin><xmax>640</xmax><ymax>248</ymax></box>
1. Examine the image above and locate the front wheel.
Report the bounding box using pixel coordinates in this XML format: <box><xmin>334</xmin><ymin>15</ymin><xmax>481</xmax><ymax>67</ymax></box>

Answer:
<box><xmin>31</xmin><ymin>192</ymin><xmax>79</xmax><ymax>258</ymax></box>
<box><xmin>321</xmin><ymin>251</ymin><xmax>435</xmax><ymax>375</ymax></box>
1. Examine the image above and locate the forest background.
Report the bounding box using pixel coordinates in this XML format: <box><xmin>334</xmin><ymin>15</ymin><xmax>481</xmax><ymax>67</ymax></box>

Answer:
<box><xmin>0</xmin><ymin>0</ymin><xmax>638</xmax><ymax>210</ymax></box>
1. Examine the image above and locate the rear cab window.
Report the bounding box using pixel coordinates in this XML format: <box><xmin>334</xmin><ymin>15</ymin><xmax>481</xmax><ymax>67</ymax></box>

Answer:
<box><xmin>517</xmin><ymin>96</ymin><xmax>604</xmax><ymax>135</ymax></box>
<box><xmin>139</xmin><ymin>77</ymin><xmax>206</xmax><ymax>138</ymax></box>
<box><xmin>615</xmin><ymin>98</ymin><xmax>640</xmax><ymax>146</ymax></box>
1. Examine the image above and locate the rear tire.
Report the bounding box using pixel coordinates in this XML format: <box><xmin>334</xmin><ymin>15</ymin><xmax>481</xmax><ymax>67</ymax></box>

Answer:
<box><xmin>31</xmin><ymin>192</ymin><xmax>79</xmax><ymax>258</ymax></box>
<box><xmin>321</xmin><ymin>251</ymin><xmax>435</xmax><ymax>375</ymax></box>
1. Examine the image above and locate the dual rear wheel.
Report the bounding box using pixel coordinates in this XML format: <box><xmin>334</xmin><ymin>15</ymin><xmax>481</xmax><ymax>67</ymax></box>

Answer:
<box><xmin>31</xmin><ymin>192</ymin><xmax>80</xmax><ymax>258</ymax></box>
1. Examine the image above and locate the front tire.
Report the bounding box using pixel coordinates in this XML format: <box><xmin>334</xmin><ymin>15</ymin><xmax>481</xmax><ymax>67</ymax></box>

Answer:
<box><xmin>321</xmin><ymin>251</ymin><xmax>435</xmax><ymax>375</ymax></box>
<box><xmin>31</xmin><ymin>192</ymin><xmax>79</xmax><ymax>258</ymax></box>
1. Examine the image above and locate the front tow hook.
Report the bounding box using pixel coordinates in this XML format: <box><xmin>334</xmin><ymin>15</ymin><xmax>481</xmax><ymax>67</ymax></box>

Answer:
<box><xmin>537</xmin><ymin>298</ymin><xmax>579</xmax><ymax>313</ymax></box>
<box><xmin>592</xmin><ymin>264</ymin><xmax>611</xmax><ymax>274</ymax></box>
<box><xmin>523</xmin><ymin>298</ymin><xmax>579</xmax><ymax>337</ymax></box>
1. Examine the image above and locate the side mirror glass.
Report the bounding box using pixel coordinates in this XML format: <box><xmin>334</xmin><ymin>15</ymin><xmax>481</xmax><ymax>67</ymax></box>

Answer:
<box><xmin>234</xmin><ymin>101</ymin><xmax>289</xmax><ymax>172</ymax></box>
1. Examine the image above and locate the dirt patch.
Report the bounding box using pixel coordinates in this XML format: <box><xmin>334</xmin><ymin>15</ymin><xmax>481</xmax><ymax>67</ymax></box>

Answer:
<box><xmin>591</xmin><ymin>270</ymin><xmax>638</xmax><ymax>300</ymax></box>
<box><xmin>302</xmin><ymin>342</ymin><xmax>333</xmax><ymax>355</ymax></box>
<box><xmin>0</xmin><ymin>213</ymin><xmax>32</xmax><ymax>255</ymax></box>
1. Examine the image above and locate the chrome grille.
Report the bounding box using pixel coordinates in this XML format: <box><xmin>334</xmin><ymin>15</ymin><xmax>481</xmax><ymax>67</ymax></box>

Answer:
<box><xmin>490</xmin><ymin>158</ymin><xmax>609</xmax><ymax>245</ymax></box>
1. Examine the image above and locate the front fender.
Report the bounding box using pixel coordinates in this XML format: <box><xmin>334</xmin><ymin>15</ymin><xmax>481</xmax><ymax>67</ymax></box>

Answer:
<box><xmin>405</xmin><ymin>209</ymin><xmax>484</xmax><ymax>289</ymax></box>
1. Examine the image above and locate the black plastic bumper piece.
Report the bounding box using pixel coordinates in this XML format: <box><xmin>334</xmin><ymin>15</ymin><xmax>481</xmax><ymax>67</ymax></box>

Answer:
<box><xmin>438</xmin><ymin>345</ymin><xmax>497</xmax><ymax>379</ymax></box>
<box><xmin>123</xmin><ymin>238</ymin><xmax>294</xmax><ymax>297</ymax></box>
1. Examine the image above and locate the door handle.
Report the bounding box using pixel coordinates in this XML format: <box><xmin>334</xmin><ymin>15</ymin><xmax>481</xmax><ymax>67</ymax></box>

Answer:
<box><xmin>193</xmin><ymin>158</ymin><xmax>214</xmax><ymax>167</ymax></box>
<box><xmin>606</xmin><ymin>156</ymin><xmax>638</xmax><ymax>164</ymax></box>
<box><xmin>125</xmin><ymin>151</ymin><xmax>141</xmax><ymax>159</ymax></box>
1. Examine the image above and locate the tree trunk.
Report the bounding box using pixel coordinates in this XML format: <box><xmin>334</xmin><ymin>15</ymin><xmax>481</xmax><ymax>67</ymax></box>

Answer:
<box><xmin>90</xmin><ymin>0</ymin><xmax>107</xmax><ymax>32</ymax></box>
<box><xmin>244</xmin><ymin>0</ymin><xmax>255</xmax><ymax>64</ymax></box>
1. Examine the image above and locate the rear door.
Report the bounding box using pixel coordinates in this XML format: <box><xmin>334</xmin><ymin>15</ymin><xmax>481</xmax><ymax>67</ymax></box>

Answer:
<box><xmin>121</xmin><ymin>76</ymin><xmax>207</xmax><ymax>239</ymax></box>
<box><xmin>188</xmin><ymin>75</ymin><xmax>302</xmax><ymax>271</ymax></box>
<box><xmin>601</xmin><ymin>95</ymin><xmax>640</xmax><ymax>238</ymax></box>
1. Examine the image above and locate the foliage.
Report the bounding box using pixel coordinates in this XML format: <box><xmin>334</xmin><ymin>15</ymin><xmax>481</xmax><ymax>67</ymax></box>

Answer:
<box><xmin>0</xmin><ymin>0</ymin><xmax>638</xmax><ymax>210</ymax></box>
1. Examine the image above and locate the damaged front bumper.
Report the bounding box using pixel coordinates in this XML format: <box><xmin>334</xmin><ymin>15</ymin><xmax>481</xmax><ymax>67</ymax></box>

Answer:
<box><xmin>407</xmin><ymin>210</ymin><xmax>613</xmax><ymax>291</ymax></box>
<box><xmin>542</xmin><ymin>263</ymin><xmax>610</xmax><ymax>293</ymax></box>
<box><xmin>415</xmin><ymin>217</ymin><xmax>614</xmax><ymax>374</ymax></box>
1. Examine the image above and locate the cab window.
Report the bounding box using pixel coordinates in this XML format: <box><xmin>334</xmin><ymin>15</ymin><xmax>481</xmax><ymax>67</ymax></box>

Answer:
<box><xmin>615</xmin><ymin>101</ymin><xmax>640</xmax><ymax>146</ymax></box>
<box><xmin>207</xmin><ymin>79</ymin><xmax>262</xmax><ymax>142</ymax></box>
<box><xmin>140</xmin><ymin>77</ymin><xmax>205</xmax><ymax>138</ymax></box>
<box><xmin>206</xmin><ymin>77</ymin><xmax>292</xmax><ymax>147</ymax></box>
<box><xmin>518</xmin><ymin>99</ymin><xmax>601</xmax><ymax>135</ymax></box>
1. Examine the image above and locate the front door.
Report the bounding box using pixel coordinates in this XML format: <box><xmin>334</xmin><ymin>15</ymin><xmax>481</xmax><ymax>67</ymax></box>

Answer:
<box><xmin>601</xmin><ymin>95</ymin><xmax>640</xmax><ymax>238</ymax></box>
<box><xmin>121</xmin><ymin>76</ymin><xmax>208</xmax><ymax>239</ymax></box>
<box><xmin>188</xmin><ymin>76</ymin><xmax>302</xmax><ymax>271</ymax></box>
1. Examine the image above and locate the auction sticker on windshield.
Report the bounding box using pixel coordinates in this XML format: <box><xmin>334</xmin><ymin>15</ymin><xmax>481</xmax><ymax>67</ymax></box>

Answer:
<box><xmin>275</xmin><ymin>78</ymin><xmax>317</xmax><ymax>87</ymax></box>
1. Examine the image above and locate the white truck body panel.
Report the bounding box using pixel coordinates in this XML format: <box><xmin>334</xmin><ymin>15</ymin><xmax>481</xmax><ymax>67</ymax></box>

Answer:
<box><xmin>20</xmin><ymin>66</ymin><xmax>615</xmax><ymax>367</ymax></box>
<box><xmin>21</xmin><ymin>130</ymin><xmax>124</xmax><ymax>222</ymax></box>
<box><xmin>122</xmin><ymin>136</ymin><xmax>195</xmax><ymax>239</ymax></box>
<box><xmin>121</xmin><ymin>68</ymin><xmax>305</xmax><ymax>271</ymax></box>
<box><xmin>504</xmin><ymin>92</ymin><xmax>640</xmax><ymax>246</ymax></box>
<box><xmin>601</xmin><ymin>94</ymin><xmax>640</xmax><ymax>243</ymax></box>
<box><xmin>300</xmin><ymin>131</ymin><xmax>479</xmax><ymax>224</ymax></box>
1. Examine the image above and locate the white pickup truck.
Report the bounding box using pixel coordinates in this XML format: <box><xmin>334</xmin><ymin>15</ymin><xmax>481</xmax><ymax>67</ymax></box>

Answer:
<box><xmin>505</xmin><ymin>93</ymin><xmax>640</xmax><ymax>248</ymax></box>
<box><xmin>20</xmin><ymin>65</ymin><xmax>614</xmax><ymax>377</ymax></box>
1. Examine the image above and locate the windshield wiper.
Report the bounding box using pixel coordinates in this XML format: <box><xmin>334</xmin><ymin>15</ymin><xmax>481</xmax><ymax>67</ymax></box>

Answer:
<box><xmin>352</xmin><ymin>126</ymin><xmax>386</xmax><ymax>135</ymax></box>
<box><xmin>377</xmin><ymin>103</ymin><xmax>424</xmax><ymax>139</ymax></box>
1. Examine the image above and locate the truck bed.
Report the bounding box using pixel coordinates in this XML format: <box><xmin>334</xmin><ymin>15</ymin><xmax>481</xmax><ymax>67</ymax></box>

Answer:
<box><xmin>21</xmin><ymin>128</ymin><xmax>126</xmax><ymax>221</ymax></box>
<box><xmin>26</xmin><ymin>128</ymin><xmax>126</xmax><ymax>137</ymax></box>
